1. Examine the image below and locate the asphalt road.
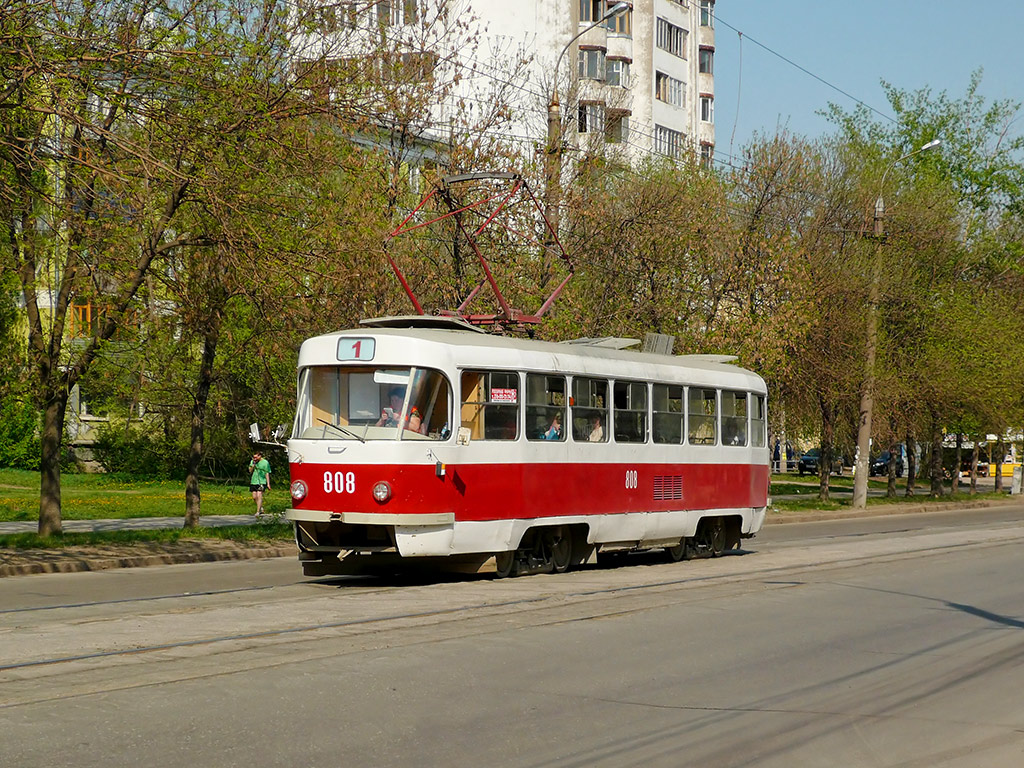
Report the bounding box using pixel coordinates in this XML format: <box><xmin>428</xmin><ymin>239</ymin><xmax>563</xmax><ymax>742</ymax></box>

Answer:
<box><xmin>3</xmin><ymin>504</ymin><xmax>1023</xmax><ymax>767</ymax></box>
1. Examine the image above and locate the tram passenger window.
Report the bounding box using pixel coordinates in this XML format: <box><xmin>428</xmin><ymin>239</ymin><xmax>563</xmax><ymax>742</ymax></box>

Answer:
<box><xmin>751</xmin><ymin>394</ymin><xmax>767</xmax><ymax>447</ymax></box>
<box><xmin>652</xmin><ymin>384</ymin><xmax>684</xmax><ymax>444</ymax></box>
<box><xmin>460</xmin><ymin>370</ymin><xmax>520</xmax><ymax>441</ymax></box>
<box><xmin>688</xmin><ymin>388</ymin><xmax>717</xmax><ymax>445</ymax></box>
<box><xmin>571</xmin><ymin>377</ymin><xmax>608</xmax><ymax>442</ymax></box>
<box><xmin>526</xmin><ymin>374</ymin><xmax>566</xmax><ymax>441</ymax></box>
<box><xmin>721</xmin><ymin>390</ymin><xmax>748</xmax><ymax>446</ymax></box>
<box><xmin>613</xmin><ymin>381</ymin><xmax>647</xmax><ymax>443</ymax></box>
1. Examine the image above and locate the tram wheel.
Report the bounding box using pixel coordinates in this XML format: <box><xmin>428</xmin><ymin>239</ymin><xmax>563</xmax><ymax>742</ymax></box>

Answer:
<box><xmin>494</xmin><ymin>551</ymin><xmax>517</xmax><ymax>578</ymax></box>
<box><xmin>708</xmin><ymin>519</ymin><xmax>725</xmax><ymax>555</ymax></box>
<box><xmin>665</xmin><ymin>539</ymin><xmax>686</xmax><ymax>562</ymax></box>
<box><xmin>544</xmin><ymin>526</ymin><xmax>573</xmax><ymax>574</ymax></box>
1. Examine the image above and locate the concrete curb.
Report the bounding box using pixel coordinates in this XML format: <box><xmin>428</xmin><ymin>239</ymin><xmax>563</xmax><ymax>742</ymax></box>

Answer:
<box><xmin>0</xmin><ymin>542</ymin><xmax>298</xmax><ymax>578</ymax></box>
<box><xmin>767</xmin><ymin>497</ymin><xmax>1019</xmax><ymax>524</ymax></box>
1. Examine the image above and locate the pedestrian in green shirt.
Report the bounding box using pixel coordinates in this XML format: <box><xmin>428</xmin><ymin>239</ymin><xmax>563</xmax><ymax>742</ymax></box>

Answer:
<box><xmin>248</xmin><ymin>451</ymin><xmax>271</xmax><ymax>517</ymax></box>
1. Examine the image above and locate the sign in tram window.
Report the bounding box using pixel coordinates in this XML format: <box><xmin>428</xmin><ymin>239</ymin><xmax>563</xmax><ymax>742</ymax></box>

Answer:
<box><xmin>460</xmin><ymin>370</ymin><xmax>520</xmax><ymax>441</ymax></box>
<box><xmin>721</xmin><ymin>390</ymin><xmax>748</xmax><ymax>446</ymax></box>
<box><xmin>751</xmin><ymin>394</ymin><xmax>767</xmax><ymax>447</ymax></box>
<box><xmin>614</xmin><ymin>381</ymin><xmax>647</xmax><ymax>443</ymax></box>
<box><xmin>571</xmin><ymin>377</ymin><xmax>608</xmax><ymax>442</ymax></box>
<box><xmin>526</xmin><ymin>374</ymin><xmax>566</xmax><ymax>441</ymax></box>
<box><xmin>652</xmin><ymin>383</ymin><xmax>684</xmax><ymax>444</ymax></box>
<box><xmin>336</xmin><ymin>338</ymin><xmax>375</xmax><ymax>361</ymax></box>
<box><xmin>688</xmin><ymin>388</ymin><xmax>717</xmax><ymax>445</ymax></box>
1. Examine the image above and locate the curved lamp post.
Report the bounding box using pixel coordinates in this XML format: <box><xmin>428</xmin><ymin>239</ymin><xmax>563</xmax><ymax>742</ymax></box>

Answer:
<box><xmin>852</xmin><ymin>138</ymin><xmax>942</xmax><ymax>509</ymax></box>
<box><xmin>544</xmin><ymin>2</ymin><xmax>631</xmax><ymax>237</ymax></box>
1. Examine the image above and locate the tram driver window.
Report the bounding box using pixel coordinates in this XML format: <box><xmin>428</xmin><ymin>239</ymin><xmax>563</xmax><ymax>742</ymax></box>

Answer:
<box><xmin>652</xmin><ymin>383</ymin><xmax>684</xmax><ymax>444</ymax></box>
<box><xmin>721</xmin><ymin>390</ymin><xmax>748</xmax><ymax>446</ymax></box>
<box><xmin>460</xmin><ymin>370</ymin><xmax>520</xmax><ymax>441</ymax></box>
<box><xmin>613</xmin><ymin>381</ymin><xmax>647</xmax><ymax>443</ymax></box>
<box><xmin>688</xmin><ymin>388</ymin><xmax>717</xmax><ymax>445</ymax></box>
<box><xmin>526</xmin><ymin>374</ymin><xmax>566</xmax><ymax>441</ymax></box>
<box><xmin>571</xmin><ymin>377</ymin><xmax>608</xmax><ymax>442</ymax></box>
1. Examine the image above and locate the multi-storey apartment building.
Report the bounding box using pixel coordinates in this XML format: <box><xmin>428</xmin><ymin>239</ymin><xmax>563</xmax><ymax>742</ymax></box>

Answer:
<box><xmin>454</xmin><ymin>0</ymin><xmax>716</xmax><ymax>162</ymax></box>
<box><xmin>296</xmin><ymin>0</ymin><xmax>716</xmax><ymax>164</ymax></box>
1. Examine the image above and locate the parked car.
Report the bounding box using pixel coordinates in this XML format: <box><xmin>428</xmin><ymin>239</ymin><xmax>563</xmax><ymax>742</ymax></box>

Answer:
<box><xmin>797</xmin><ymin>448</ymin><xmax>844</xmax><ymax>476</ymax></box>
<box><xmin>869</xmin><ymin>451</ymin><xmax>904</xmax><ymax>477</ymax></box>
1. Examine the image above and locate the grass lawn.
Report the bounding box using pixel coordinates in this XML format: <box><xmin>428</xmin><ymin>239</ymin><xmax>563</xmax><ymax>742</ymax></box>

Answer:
<box><xmin>0</xmin><ymin>468</ymin><xmax>289</xmax><ymax>522</ymax></box>
<box><xmin>0</xmin><ymin>521</ymin><xmax>293</xmax><ymax>550</ymax></box>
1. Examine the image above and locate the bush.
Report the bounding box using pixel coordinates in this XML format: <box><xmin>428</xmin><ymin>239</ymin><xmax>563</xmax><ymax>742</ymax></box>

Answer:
<box><xmin>0</xmin><ymin>395</ymin><xmax>41</xmax><ymax>470</ymax></box>
<box><xmin>92</xmin><ymin>423</ymin><xmax>187</xmax><ymax>478</ymax></box>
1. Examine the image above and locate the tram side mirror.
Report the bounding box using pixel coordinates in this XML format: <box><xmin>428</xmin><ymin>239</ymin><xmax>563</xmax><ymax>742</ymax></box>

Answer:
<box><xmin>270</xmin><ymin>424</ymin><xmax>286</xmax><ymax>442</ymax></box>
<box><xmin>249</xmin><ymin>423</ymin><xmax>261</xmax><ymax>443</ymax></box>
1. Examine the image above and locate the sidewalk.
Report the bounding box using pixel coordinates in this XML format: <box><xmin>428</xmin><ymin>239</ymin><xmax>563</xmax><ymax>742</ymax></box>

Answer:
<box><xmin>0</xmin><ymin>514</ymin><xmax>264</xmax><ymax>535</ymax></box>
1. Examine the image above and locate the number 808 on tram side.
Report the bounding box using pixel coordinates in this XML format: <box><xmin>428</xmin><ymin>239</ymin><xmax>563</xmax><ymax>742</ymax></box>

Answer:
<box><xmin>282</xmin><ymin>318</ymin><xmax>770</xmax><ymax>578</ymax></box>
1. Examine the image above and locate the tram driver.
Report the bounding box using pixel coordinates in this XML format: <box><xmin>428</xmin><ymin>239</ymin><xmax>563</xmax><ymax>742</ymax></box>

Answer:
<box><xmin>376</xmin><ymin>387</ymin><xmax>424</xmax><ymax>433</ymax></box>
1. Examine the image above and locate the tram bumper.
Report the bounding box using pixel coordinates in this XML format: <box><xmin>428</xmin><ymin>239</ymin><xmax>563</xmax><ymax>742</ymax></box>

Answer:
<box><xmin>284</xmin><ymin>508</ymin><xmax>457</xmax><ymax>559</ymax></box>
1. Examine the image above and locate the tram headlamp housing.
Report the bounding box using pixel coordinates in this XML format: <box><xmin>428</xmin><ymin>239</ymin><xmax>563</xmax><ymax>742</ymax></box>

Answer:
<box><xmin>372</xmin><ymin>481</ymin><xmax>392</xmax><ymax>504</ymax></box>
<box><xmin>290</xmin><ymin>480</ymin><xmax>308</xmax><ymax>502</ymax></box>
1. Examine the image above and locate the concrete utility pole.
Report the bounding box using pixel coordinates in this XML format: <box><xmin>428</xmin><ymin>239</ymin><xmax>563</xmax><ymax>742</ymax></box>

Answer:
<box><xmin>852</xmin><ymin>138</ymin><xmax>941</xmax><ymax>509</ymax></box>
<box><xmin>545</xmin><ymin>2</ymin><xmax>630</xmax><ymax>238</ymax></box>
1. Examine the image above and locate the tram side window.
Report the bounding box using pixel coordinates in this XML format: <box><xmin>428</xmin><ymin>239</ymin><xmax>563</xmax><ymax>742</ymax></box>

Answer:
<box><xmin>614</xmin><ymin>381</ymin><xmax>647</xmax><ymax>443</ymax></box>
<box><xmin>460</xmin><ymin>370</ymin><xmax>520</xmax><ymax>441</ymax></box>
<box><xmin>572</xmin><ymin>377</ymin><xmax>608</xmax><ymax>442</ymax></box>
<box><xmin>652</xmin><ymin>383</ymin><xmax>684</xmax><ymax>444</ymax></box>
<box><xmin>751</xmin><ymin>394</ymin><xmax>767</xmax><ymax>447</ymax></box>
<box><xmin>688</xmin><ymin>388</ymin><xmax>717</xmax><ymax>445</ymax></box>
<box><xmin>721</xmin><ymin>390</ymin><xmax>748</xmax><ymax>446</ymax></box>
<box><xmin>526</xmin><ymin>374</ymin><xmax>566</xmax><ymax>441</ymax></box>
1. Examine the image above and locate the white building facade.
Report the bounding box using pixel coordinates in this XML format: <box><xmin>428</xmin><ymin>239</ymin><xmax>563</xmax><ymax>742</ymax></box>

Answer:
<box><xmin>448</xmin><ymin>0</ymin><xmax>717</xmax><ymax>163</ymax></box>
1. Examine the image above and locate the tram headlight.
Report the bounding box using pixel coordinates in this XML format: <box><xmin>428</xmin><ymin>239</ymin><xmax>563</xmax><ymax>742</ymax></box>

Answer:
<box><xmin>290</xmin><ymin>480</ymin><xmax>308</xmax><ymax>502</ymax></box>
<box><xmin>372</xmin><ymin>481</ymin><xmax>392</xmax><ymax>504</ymax></box>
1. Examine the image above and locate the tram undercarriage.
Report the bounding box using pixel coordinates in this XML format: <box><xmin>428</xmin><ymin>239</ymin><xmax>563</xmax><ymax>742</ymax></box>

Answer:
<box><xmin>293</xmin><ymin>513</ymin><xmax>750</xmax><ymax>578</ymax></box>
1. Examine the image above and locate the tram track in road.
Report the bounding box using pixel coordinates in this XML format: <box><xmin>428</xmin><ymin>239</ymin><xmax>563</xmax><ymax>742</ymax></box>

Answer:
<box><xmin>5</xmin><ymin>525</ymin><xmax>1022</xmax><ymax>690</ymax></box>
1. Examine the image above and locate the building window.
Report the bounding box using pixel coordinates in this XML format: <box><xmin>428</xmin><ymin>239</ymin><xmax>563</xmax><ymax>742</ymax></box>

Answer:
<box><xmin>606</xmin><ymin>8</ymin><xmax>631</xmax><ymax>36</ymax></box>
<box><xmin>376</xmin><ymin>0</ymin><xmax>417</xmax><ymax>27</ymax></box>
<box><xmin>655</xmin><ymin>71</ymin><xmax>685</xmax><ymax>108</ymax></box>
<box><xmin>607</xmin><ymin>58</ymin><xmax>630</xmax><ymax>87</ymax></box>
<box><xmin>578</xmin><ymin>102</ymin><xmax>606</xmax><ymax>134</ymax></box>
<box><xmin>656</xmin><ymin>18</ymin><xmax>687</xmax><ymax>59</ymax></box>
<box><xmin>700</xmin><ymin>142</ymin><xmax>714</xmax><ymax>167</ymax></box>
<box><xmin>606</xmin><ymin>110</ymin><xmax>630</xmax><ymax>143</ymax></box>
<box><xmin>580</xmin><ymin>0</ymin><xmax>603</xmax><ymax>23</ymax></box>
<box><xmin>700</xmin><ymin>94</ymin><xmax>714</xmax><ymax>123</ymax></box>
<box><xmin>654</xmin><ymin>125</ymin><xmax>683</xmax><ymax>158</ymax></box>
<box><xmin>699</xmin><ymin>47</ymin><xmax>714</xmax><ymax>74</ymax></box>
<box><xmin>700</xmin><ymin>0</ymin><xmax>715</xmax><ymax>27</ymax></box>
<box><xmin>578</xmin><ymin>48</ymin><xmax>606</xmax><ymax>81</ymax></box>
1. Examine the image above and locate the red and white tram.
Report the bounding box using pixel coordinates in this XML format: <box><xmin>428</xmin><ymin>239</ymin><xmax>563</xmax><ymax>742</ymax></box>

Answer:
<box><xmin>283</xmin><ymin>317</ymin><xmax>769</xmax><ymax>577</ymax></box>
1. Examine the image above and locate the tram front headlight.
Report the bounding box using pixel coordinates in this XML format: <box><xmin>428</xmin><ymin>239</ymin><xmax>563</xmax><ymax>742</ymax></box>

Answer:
<box><xmin>372</xmin><ymin>481</ymin><xmax>392</xmax><ymax>504</ymax></box>
<box><xmin>290</xmin><ymin>480</ymin><xmax>308</xmax><ymax>502</ymax></box>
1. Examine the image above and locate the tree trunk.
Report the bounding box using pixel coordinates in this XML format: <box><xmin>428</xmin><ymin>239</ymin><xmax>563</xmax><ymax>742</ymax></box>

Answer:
<box><xmin>818</xmin><ymin>396</ymin><xmax>834</xmax><ymax>502</ymax></box>
<box><xmin>886</xmin><ymin>440</ymin><xmax>899</xmax><ymax>498</ymax></box>
<box><xmin>970</xmin><ymin>439</ymin><xmax>980</xmax><ymax>494</ymax></box>
<box><xmin>905</xmin><ymin>430</ymin><xmax>917</xmax><ymax>497</ymax></box>
<box><xmin>994</xmin><ymin>438</ymin><xmax>1004</xmax><ymax>492</ymax></box>
<box><xmin>929</xmin><ymin>411</ymin><xmax>944</xmax><ymax>497</ymax></box>
<box><xmin>184</xmin><ymin>316</ymin><xmax>221</xmax><ymax>529</ymax></box>
<box><xmin>38</xmin><ymin>393</ymin><xmax>69</xmax><ymax>536</ymax></box>
<box><xmin>951</xmin><ymin>433</ymin><xmax>962</xmax><ymax>494</ymax></box>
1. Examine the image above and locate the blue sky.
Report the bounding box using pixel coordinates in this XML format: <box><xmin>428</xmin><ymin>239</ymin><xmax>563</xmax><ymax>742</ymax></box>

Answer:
<box><xmin>712</xmin><ymin>0</ymin><xmax>1024</xmax><ymax>163</ymax></box>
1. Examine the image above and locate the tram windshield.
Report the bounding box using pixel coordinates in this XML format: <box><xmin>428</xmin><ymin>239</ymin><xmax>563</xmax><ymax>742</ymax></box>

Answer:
<box><xmin>293</xmin><ymin>366</ymin><xmax>451</xmax><ymax>441</ymax></box>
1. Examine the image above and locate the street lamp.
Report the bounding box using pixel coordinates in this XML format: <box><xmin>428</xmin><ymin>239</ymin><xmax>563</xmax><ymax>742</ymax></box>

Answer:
<box><xmin>852</xmin><ymin>138</ymin><xmax>942</xmax><ymax>509</ymax></box>
<box><xmin>545</xmin><ymin>2</ymin><xmax>631</xmax><ymax>238</ymax></box>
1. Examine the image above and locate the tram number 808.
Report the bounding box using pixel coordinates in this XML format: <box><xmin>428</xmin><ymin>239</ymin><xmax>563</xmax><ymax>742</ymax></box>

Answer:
<box><xmin>324</xmin><ymin>471</ymin><xmax>356</xmax><ymax>494</ymax></box>
<box><xmin>624</xmin><ymin>469</ymin><xmax>638</xmax><ymax>489</ymax></box>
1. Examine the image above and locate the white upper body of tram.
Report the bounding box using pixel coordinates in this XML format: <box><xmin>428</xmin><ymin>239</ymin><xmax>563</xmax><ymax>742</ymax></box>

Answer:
<box><xmin>283</xmin><ymin>318</ymin><xmax>769</xmax><ymax>576</ymax></box>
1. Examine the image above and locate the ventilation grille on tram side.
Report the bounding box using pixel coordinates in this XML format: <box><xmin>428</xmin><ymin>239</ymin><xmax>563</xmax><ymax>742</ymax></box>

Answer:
<box><xmin>653</xmin><ymin>475</ymin><xmax>683</xmax><ymax>500</ymax></box>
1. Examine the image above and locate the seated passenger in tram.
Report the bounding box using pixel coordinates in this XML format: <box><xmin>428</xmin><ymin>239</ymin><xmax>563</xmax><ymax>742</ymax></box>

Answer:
<box><xmin>543</xmin><ymin>413</ymin><xmax>562</xmax><ymax>440</ymax></box>
<box><xmin>589</xmin><ymin>414</ymin><xmax>604</xmax><ymax>442</ymax></box>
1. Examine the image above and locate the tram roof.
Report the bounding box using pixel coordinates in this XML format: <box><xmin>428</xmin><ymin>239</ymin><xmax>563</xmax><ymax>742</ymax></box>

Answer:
<box><xmin>301</xmin><ymin>319</ymin><xmax>765</xmax><ymax>391</ymax></box>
